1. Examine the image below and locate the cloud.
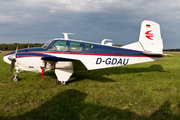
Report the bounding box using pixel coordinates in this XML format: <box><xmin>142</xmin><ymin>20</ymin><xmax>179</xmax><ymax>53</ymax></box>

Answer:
<box><xmin>1</xmin><ymin>0</ymin><xmax>180</xmax><ymax>24</ymax></box>
<box><xmin>0</xmin><ymin>0</ymin><xmax>180</xmax><ymax>48</ymax></box>
<box><xmin>23</xmin><ymin>0</ymin><xmax>111</xmax><ymax>13</ymax></box>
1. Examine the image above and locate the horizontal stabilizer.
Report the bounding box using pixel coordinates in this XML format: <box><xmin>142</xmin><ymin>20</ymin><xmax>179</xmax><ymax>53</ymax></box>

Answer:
<box><xmin>163</xmin><ymin>54</ymin><xmax>174</xmax><ymax>57</ymax></box>
<box><xmin>141</xmin><ymin>51</ymin><xmax>164</xmax><ymax>57</ymax></box>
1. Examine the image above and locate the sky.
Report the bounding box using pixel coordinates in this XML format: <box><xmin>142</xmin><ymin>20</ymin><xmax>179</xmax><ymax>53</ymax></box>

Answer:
<box><xmin>0</xmin><ymin>0</ymin><xmax>180</xmax><ymax>49</ymax></box>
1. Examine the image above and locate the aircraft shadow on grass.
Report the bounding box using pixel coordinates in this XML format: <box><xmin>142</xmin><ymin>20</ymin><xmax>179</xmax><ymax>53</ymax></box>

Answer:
<box><xmin>0</xmin><ymin>89</ymin><xmax>180</xmax><ymax>120</ymax></box>
<box><xmin>42</xmin><ymin>64</ymin><xmax>165</xmax><ymax>84</ymax></box>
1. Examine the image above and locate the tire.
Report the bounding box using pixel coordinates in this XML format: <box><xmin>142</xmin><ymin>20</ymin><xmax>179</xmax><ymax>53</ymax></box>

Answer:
<box><xmin>56</xmin><ymin>79</ymin><xmax>61</xmax><ymax>85</ymax></box>
<box><xmin>12</xmin><ymin>75</ymin><xmax>19</xmax><ymax>81</ymax></box>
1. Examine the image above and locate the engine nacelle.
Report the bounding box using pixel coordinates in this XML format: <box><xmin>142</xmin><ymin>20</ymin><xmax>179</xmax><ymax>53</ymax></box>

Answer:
<box><xmin>16</xmin><ymin>57</ymin><xmax>51</xmax><ymax>72</ymax></box>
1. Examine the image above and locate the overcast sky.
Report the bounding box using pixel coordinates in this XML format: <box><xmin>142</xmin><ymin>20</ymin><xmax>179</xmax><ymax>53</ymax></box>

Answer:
<box><xmin>0</xmin><ymin>0</ymin><xmax>180</xmax><ymax>49</ymax></box>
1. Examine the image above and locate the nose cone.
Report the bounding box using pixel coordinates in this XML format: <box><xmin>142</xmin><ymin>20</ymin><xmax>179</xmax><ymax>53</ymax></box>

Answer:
<box><xmin>3</xmin><ymin>52</ymin><xmax>15</xmax><ymax>65</ymax></box>
<box><xmin>3</xmin><ymin>55</ymin><xmax>11</xmax><ymax>64</ymax></box>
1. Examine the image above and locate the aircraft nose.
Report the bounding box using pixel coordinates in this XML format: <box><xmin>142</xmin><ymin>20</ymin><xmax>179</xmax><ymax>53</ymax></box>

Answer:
<box><xmin>3</xmin><ymin>55</ymin><xmax>12</xmax><ymax>65</ymax></box>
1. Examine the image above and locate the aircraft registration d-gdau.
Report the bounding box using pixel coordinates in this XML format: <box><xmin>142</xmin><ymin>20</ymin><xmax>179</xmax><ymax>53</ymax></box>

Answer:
<box><xmin>3</xmin><ymin>19</ymin><xmax>164</xmax><ymax>85</ymax></box>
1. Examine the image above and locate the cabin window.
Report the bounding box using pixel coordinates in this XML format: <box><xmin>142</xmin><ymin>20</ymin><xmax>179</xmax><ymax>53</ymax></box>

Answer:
<box><xmin>85</xmin><ymin>43</ymin><xmax>93</xmax><ymax>50</ymax></box>
<box><xmin>42</xmin><ymin>39</ymin><xmax>53</xmax><ymax>49</ymax></box>
<box><xmin>48</xmin><ymin>40</ymin><xmax>68</xmax><ymax>51</ymax></box>
<box><xmin>70</xmin><ymin>41</ymin><xmax>82</xmax><ymax>51</ymax></box>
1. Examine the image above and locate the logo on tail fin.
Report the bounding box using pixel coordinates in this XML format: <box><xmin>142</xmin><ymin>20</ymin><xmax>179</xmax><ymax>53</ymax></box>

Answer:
<box><xmin>145</xmin><ymin>30</ymin><xmax>154</xmax><ymax>40</ymax></box>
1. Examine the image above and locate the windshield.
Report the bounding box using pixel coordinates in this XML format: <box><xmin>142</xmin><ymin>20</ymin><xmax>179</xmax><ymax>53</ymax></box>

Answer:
<box><xmin>42</xmin><ymin>39</ymin><xmax>54</xmax><ymax>49</ymax></box>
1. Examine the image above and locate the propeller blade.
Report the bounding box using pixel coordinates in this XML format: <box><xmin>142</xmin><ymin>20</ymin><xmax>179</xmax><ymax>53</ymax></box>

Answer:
<box><xmin>10</xmin><ymin>60</ymin><xmax>15</xmax><ymax>72</ymax></box>
<box><xmin>15</xmin><ymin>46</ymin><xmax>18</xmax><ymax>57</ymax></box>
<box><xmin>10</xmin><ymin>46</ymin><xmax>18</xmax><ymax>72</ymax></box>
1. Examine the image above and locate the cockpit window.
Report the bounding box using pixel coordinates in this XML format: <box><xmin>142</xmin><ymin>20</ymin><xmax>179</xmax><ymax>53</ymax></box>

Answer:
<box><xmin>42</xmin><ymin>39</ymin><xmax>53</xmax><ymax>49</ymax></box>
<box><xmin>85</xmin><ymin>43</ymin><xmax>93</xmax><ymax>50</ymax></box>
<box><xmin>70</xmin><ymin>41</ymin><xmax>82</xmax><ymax>52</ymax></box>
<box><xmin>48</xmin><ymin>40</ymin><xmax>68</xmax><ymax>51</ymax></box>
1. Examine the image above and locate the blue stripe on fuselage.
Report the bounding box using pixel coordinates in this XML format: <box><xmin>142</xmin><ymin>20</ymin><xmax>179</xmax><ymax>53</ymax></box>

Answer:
<box><xmin>4</xmin><ymin>47</ymin><xmax>46</xmax><ymax>56</ymax></box>
<box><xmin>82</xmin><ymin>44</ymin><xmax>142</xmax><ymax>56</ymax></box>
<box><xmin>4</xmin><ymin>40</ymin><xmax>143</xmax><ymax>59</ymax></box>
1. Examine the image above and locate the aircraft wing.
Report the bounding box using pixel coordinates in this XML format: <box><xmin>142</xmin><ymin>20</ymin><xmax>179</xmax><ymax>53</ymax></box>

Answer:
<box><xmin>41</xmin><ymin>56</ymin><xmax>77</xmax><ymax>61</ymax></box>
<box><xmin>41</xmin><ymin>56</ymin><xmax>87</xmax><ymax>70</ymax></box>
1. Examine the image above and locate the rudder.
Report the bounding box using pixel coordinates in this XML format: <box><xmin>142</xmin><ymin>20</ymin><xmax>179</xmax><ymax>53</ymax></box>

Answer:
<box><xmin>139</xmin><ymin>20</ymin><xmax>163</xmax><ymax>54</ymax></box>
<box><xmin>122</xmin><ymin>20</ymin><xmax>163</xmax><ymax>54</ymax></box>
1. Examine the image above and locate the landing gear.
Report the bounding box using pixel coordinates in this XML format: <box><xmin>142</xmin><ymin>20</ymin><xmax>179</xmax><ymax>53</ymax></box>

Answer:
<box><xmin>12</xmin><ymin>75</ymin><xmax>19</xmax><ymax>81</ymax></box>
<box><xmin>56</xmin><ymin>79</ymin><xmax>68</xmax><ymax>85</ymax></box>
<box><xmin>55</xmin><ymin>61</ymin><xmax>73</xmax><ymax>86</ymax></box>
<box><xmin>56</xmin><ymin>79</ymin><xmax>61</xmax><ymax>85</ymax></box>
<box><xmin>12</xmin><ymin>67</ymin><xmax>20</xmax><ymax>81</ymax></box>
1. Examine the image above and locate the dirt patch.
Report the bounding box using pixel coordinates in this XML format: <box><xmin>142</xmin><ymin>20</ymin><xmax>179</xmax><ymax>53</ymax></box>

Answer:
<box><xmin>0</xmin><ymin>83</ymin><xmax>7</xmax><ymax>86</ymax></box>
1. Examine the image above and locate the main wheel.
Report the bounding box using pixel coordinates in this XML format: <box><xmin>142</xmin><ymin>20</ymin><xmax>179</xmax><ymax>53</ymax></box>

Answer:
<box><xmin>12</xmin><ymin>75</ymin><xmax>19</xmax><ymax>81</ymax></box>
<box><xmin>56</xmin><ymin>80</ymin><xmax>68</xmax><ymax>85</ymax></box>
<box><xmin>61</xmin><ymin>81</ymin><xmax>67</xmax><ymax>85</ymax></box>
<box><xmin>56</xmin><ymin>79</ymin><xmax>62</xmax><ymax>85</ymax></box>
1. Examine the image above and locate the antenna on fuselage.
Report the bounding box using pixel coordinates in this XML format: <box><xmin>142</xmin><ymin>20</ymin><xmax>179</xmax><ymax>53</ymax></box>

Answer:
<box><xmin>101</xmin><ymin>39</ymin><xmax>113</xmax><ymax>46</ymax></box>
<box><xmin>62</xmin><ymin>33</ymin><xmax>74</xmax><ymax>39</ymax></box>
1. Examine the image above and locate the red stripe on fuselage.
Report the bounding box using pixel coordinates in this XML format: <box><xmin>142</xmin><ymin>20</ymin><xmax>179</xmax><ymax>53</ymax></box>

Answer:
<box><xmin>31</xmin><ymin>51</ymin><xmax>149</xmax><ymax>57</ymax></box>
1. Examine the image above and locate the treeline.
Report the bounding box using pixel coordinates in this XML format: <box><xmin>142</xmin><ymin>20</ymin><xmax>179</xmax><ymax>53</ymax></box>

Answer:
<box><xmin>163</xmin><ymin>49</ymin><xmax>180</xmax><ymax>52</ymax></box>
<box><xmin>113</xmin><ymin>44</ymin><xmax>123</xmax><ymax>47</ymax></box>
<box><xmin>0</xmin><ymin>43</ymin><xmax>44</xmax><ymax>51</ymax></box>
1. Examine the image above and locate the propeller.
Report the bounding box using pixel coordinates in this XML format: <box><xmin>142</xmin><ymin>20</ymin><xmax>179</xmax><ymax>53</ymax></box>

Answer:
<box><xmin>8</xmin><ymin>46</ymin><xmax>18</xmax><ymax>72</ymax></box>
<box><xmin>10</xmin><ymin>60</ymin><xmax>16</xmax><ymax>72</ymax></box>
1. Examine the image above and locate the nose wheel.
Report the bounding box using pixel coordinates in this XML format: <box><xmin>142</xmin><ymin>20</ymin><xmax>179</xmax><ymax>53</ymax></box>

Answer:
<box><xmin>12</xmin><ymin>75</ymin><xmax>19</xmax><ymax>81</ymax></box>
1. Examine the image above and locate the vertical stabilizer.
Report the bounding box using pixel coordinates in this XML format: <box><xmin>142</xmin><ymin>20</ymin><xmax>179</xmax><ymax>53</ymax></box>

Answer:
<box><xmin>122</xmin><ymin>20</ymin><xmax>163</xmax><ymax>54</ymax></box>
<box><xmin>139</xmin><ymin>20</ymin><xmax>163</xmax><ymax>54</ymax></box>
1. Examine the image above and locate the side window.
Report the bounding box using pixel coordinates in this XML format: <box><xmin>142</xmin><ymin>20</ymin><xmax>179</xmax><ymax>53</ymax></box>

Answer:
<box><xmin>48</xmin><ymin>40</ymin><xmax>68</xmax><ymax>51</ymax></box>
<box><xmin>70</xmin><ymin>41</ymin><xmax>82</xmax><ymax>51</ymax></box>
<box><xmin>85</xmin><ymin>43</ymin><xmax>93</xmax><ymax>50</ymax></box>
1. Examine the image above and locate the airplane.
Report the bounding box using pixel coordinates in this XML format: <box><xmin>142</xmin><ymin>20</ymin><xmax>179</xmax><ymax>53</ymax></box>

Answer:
<box><xmin>3</xmin><ymin>19</ymin><xmax>164</xmax><ymax>85</ymax></box>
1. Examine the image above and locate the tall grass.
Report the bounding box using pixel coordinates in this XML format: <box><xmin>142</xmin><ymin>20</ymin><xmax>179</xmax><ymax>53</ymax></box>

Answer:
<box><xmin>0</xmin><ymin>52</ymin><xmax>180</xmax><ymax>119</ymax></box>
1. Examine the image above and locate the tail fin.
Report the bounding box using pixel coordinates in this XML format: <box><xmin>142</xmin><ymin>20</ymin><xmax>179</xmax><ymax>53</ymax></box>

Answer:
<box><xmin>122</xmin><ymin>20</ymin><xmax>163</xmax><ymax>54</ymax></box>
<box><xmin>139</xmin><ymin>20</ymin><xmax>163</xmax><ymax>54</ymax></box>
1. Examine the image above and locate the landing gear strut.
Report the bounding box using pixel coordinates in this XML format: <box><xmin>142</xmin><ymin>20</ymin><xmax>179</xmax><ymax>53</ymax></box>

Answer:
<box><xmin>55</xmin><ymin>61</ymin><xmax>73</xmax><ymax>86</ymax></box>
<box><xmin>12</xmin><ymin>67</ymin><xmax>20</xmax><ymax>81</ymax></box>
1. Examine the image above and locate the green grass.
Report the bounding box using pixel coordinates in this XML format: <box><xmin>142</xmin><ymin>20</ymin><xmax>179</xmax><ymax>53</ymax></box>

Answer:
<box><xmin>0</xmin><ymin>51</ymin><xmax>180</xmax><ymax>119</ymax></box>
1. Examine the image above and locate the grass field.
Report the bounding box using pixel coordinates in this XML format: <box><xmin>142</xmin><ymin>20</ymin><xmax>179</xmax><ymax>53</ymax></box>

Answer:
<box><xmin>0</xmin><ymin>51</ymin><xmax>180</xmax><ymax>119</ymax></box>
